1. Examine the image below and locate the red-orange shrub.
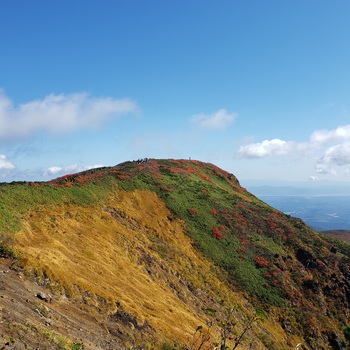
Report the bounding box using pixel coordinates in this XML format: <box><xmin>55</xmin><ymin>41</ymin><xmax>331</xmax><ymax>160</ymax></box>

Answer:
<box><xmin>212</xmin><ymin>227</ymin><xmax>223</xmax><ymax>240</ymax></box>
<box><xmin>188</xmin><ymin>208</ymin><xmax>198</xmax><ymax>215</ymax></box>
<box><xmin>161</xmin><ymin>187</ymin><xmax>171</xmax><ymax>192</ymax></box>
<box><xmin>255</xmin><ymin>256</ymin><xmax>269</xmax><ymax>268</ymax></box>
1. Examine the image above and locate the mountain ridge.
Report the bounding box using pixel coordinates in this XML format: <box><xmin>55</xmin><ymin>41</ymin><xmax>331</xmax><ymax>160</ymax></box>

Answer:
<box><xmin>1</xmin><ymin>158</ymin><xmax>350</xmax><ymax>349</ymax></box>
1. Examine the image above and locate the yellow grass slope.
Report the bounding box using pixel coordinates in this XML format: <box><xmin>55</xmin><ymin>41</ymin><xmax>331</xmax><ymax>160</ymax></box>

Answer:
<box><xmin>13</xmin><ymin>190</ymin><xmax>211</xmax><ymax>342</ymax></box>
<box><xmin>13</xmin><ymin>189</ymin><xmax>291</xmax><ymax>348</ymax></box>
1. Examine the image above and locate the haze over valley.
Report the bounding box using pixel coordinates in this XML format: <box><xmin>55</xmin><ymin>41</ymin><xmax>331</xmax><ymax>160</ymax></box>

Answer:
<box><xmin>246</xmin><ymin>184</ymin><xmax>350</xmax><ymax>231</ymax></box>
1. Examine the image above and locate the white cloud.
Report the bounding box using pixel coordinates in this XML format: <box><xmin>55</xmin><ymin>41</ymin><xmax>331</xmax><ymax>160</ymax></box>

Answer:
<box><xmin>315</xmin><ymin>162</ymin><xmax>336</xmax><ymax>175</ymax></box>
<box><xmin>44</xmin><ymin>163</ymin><xmax>105</xmax><ymax>177</ymax></box>
<box><xmin>324</xmin><ymin>142</ymin><xmax>350</xmax><ymax>166</ymax></box>
<box><xmin>237</xmin><ymin>124</ymin><xmax>350</xmax><ymax>176</ymax></box>
<box><xmin>0</xmin><ymin>91</ymin><xmax>138</xmax><ymax>141</ymax></box>
<box><xmin>310</xmin><ymin>124</ymin><xmax>350</xmax><ymax>144</ymax></box>
<box><xmin>236</xmin><ymin>139</ymin><xmax>294</xmax><ymax>158</ymax></box>
<box><xmin>315</xmin><ymin>141</ymin><xmax>350</xmax><ymax>174</ymax></box>
<box><xmin>191</xmin><ymin>109</ymin><xmax>237</xmax><ymax>129</ymax></box>
<box><xmin>0</xmin><ymin>154</ymin><xmax>15</xmax><ymax>170</ymax></box>
<box><xmin>237</xmin><ymin>125</ymin><xmax>350</xmax><ymax>161</ymax></box>
<box><xmin>46</xmin><ymin>166</ymin><xmax>64</xmax><ymax>175</ymax></box>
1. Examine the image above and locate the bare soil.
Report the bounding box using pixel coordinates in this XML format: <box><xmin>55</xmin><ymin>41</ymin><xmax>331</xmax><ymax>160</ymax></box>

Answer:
<box><xmin>0</xmin><ymin>257</ymin><xmax>150</xmax><ymax>350</ymax></box>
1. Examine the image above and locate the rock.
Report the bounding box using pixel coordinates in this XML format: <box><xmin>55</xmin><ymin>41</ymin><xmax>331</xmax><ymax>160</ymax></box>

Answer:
<box><xmin>296</xmin><ymin>248</ymin><xmax>317</xmax><ymax>269</ymax></box>
<box><xmin>45</xmin><ymin>318</ymin><xmax>54</xmax><ymax>326</ymax></box>
<box><xmin>330</xmin><ymin>246</ymin><xmax>337</xmax><ymax>254</ymax></box>
<box><xmin>328</xmin><ymin>331</ymin><xmax>343</xmax><ymax>350</ymax></box>
<box><xmin>36</xmin><ymin>292</ymin><xmax>52</xmax><ymax>302</ymax></box>
<box><xmin>303</xmin><ymin>279</ymin><xmax>319</xmax><ymax>292</ymax></box>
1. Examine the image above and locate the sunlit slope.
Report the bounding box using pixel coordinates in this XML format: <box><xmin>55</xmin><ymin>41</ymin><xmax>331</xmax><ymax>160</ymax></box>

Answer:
<box><xmin>8</xmin><ymin>186</ymin><xmax>280</xmax><ymax>349</ymax></box>
<box><xmin>13</xmin><ymin>190</ymin><xmax>232</xmax><ymax>344</ymax></box>
<box><xmin>1</xmin><ymin>158</ymin><xmax>350</xmax><ymax>349</ymax></box>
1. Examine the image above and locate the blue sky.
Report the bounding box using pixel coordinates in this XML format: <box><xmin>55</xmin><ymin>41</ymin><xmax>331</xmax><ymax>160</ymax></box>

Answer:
<box><xmin>1</xmin><ymin>1</ymin><xmax>350</xmax><ymax>186</ymax></box>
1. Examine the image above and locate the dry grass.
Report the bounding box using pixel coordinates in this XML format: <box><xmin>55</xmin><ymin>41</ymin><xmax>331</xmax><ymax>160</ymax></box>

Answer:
<box><xmin>13</xmin><ymin>190</ymin><xmax>254</xmax><ymax>345</ymax></box>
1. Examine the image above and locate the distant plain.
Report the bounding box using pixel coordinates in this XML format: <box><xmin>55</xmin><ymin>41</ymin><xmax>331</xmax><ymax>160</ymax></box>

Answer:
<box><xmin>255</xmin><ymin>194</ymin><xmax>350</xmax><ymax>231</ymax></box>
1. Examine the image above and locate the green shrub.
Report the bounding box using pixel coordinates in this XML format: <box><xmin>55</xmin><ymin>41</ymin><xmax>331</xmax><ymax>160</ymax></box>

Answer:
<box><xmin>344</xmin><ymin>326</ymin><xmax>350</xmax><ymax>342</ymax></box>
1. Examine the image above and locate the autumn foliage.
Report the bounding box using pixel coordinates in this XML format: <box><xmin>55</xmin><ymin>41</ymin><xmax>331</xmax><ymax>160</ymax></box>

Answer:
<box><xmin>255</xmin><ymin>256</ymin><xmax>269</xmax><ymax>268</ymax></box>
<box><xmin>212</xmin><ymin>227</ymin><xmax>223</xmax><ymax>240</ymax></box>
<box><xmin>188</xmin><ymin>208</ymin><xmax>198</xmax><ymax>215</ymax></box>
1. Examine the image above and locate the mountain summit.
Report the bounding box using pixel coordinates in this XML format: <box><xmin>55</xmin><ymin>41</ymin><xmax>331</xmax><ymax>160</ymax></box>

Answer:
<box><xmin>1</xmin><ymin>159</ymin><xmax>350</xmax><ymax>349</ymax></box>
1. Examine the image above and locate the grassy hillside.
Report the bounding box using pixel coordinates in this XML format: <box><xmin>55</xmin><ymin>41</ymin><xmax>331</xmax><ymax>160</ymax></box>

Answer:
<box><xmin>1</xmin><ymin>159</ymin><xmax>350</xmax><ymax>349</ymax></box>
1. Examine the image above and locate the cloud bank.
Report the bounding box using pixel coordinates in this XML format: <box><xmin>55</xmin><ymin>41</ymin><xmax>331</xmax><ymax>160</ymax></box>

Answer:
<box><xmin>0</xmin><ymin>91</ymin><xmax>138</xmax><ymax>141</ymax></box>
<box><xmin>192</xmin><ymin>109</ymin><xmax>237</xmax><ymax>129</ymax></box>
<box><xmin>237</xmin><ymin>124</ymin><xmax>350</xmax><ymax>177</ymax></box>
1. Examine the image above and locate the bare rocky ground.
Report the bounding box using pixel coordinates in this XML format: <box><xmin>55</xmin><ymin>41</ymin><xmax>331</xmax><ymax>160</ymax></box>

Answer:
<box><xmin>0</xmin><ymin>257</ymin><xmax>153</xmax><ymax>350</ymax></box>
